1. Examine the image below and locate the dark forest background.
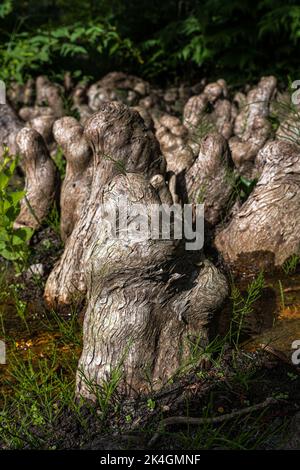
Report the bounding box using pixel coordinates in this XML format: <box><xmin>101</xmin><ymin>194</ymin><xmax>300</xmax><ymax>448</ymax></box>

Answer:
<box><xmin>0</xmin><ymin>0</ymin><xmax>300</xmax><ymax>85</ymax></box>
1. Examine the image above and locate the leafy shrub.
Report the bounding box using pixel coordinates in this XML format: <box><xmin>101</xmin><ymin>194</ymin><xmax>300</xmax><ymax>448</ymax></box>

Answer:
<box><xmin>0</xmin><ymin>22</ymin><xmax>141</xmax><ymax>83</ymax></box>
<box><xmin>0</xmin><ymin>149</ymin><xmax>32</xmax><ymax>271</ymax></box>
<box><xmin>1</xmin><ymin>1</ymin><xmax>300</xmax><ymax>86</ymax></box>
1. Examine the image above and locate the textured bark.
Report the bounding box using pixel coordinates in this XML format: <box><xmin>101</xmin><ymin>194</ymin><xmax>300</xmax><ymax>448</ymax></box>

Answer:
<box><xmin>43</xmin><ymin>102</ymin><xmax>228</xmax><ymax>396</ymax></box>
<box><xmin>183</xmin><ymin>79</ymin><xmax>234</xmax><ymax>144</ymax></box>
<box><xmin>7</xmin><ymin>79</ymin><xmax>35</xmax><ymax>109</ymax></box>
<box><xmin>162</xmin><ymin>84</ymin><xmax>192</xmax><ymax>115</ymax></box>
<box><xmin>14</xmin><ymin>128</ymin><xmax>60</xmax><ymax>230</ymax></box>
<box><xmin>276</xmin><ymin>116</ymin><xmax>300</xmax><ymax>147</ymax></box>
<box><xmin>0</xmin><ymin>103</ymin><xmax>23</xmax><ymax>157</ymax></box>
<box><xmin>186</xmin><ymin>133</ymin><xmax>233</xmax><ymax>225</ymax></box>
<box><xmin>27</xmin><ymin>115</ymin><xmax>56</xmax><ymax>148</ymax></box>
<box><xmin>154</xmin><ymin>114</ymin><xmax>194</xmax><ymax>174</ymax></box>
<box><xmin>18</xmin><ymin>76</ymin><xmax>65</xmax><ymax>151</ymax></box>
<box><xmin>150</xmin><ymin>173</ymin><xmax>174</xmax><ymax>205</ymax></box>
<box><xmin>275</xmin><ymin>92</ymin><xmax>300</xmax><ymax>148</ymax></box>
<box><xmin>88</xmin><ymin>72</ymin><xmax>150</xmax><ymax>111</ymax></box>
<box><xmin>52</xmin><ymin>117</ymin><xmax>93</xmax><ymax>241</ymax></box>
<box><xmin>35</xmin><ymin>76</ymin><xmax>65</xmax><ymax>117</ymax></box>
<box><xmin>132</xmin><ymin>106</ymin><xmax>155</xmax><ymax>131</ymax></box>
<box><xmin>19</xmin><ymin>105</ymin><xmax>54</xmax><ymax>122</ymax></box>
<box><xmin>72</xmin><ymin>84</ymin><xmax>93</xmax><ymax>125</ymax></box>
<box><xmin>215</xmin><ymin>140</ymin><xmax>300</xmax><ymax>268</ymax></box>
<box><xmin>229</xmin><ymin>76</ymin><xmax>277</xmax><ymax>177</ymax></box>
<box><xmin>44</xmin><ymin>102</ymin><xmax>165</xmax><ymax>307</ymax></box>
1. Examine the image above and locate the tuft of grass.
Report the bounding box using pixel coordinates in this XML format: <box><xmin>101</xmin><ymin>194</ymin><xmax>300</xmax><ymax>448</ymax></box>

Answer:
<box><xmin>270</xmin><ymin>94</ymin><xmax>300</xmax><ymax>146</ymax></box>
<box><xmin>43</xmin><ymin>308</ymin><xmax>82</xmax><ymax>347</ymax></box>
<box><xmin>185</xmin><ymin>115</ymin><xmax>216</xmax><ymax>143</ymax></box>
<box><xmin>78</xmin><ymin>365</ymin><xmax>122</xmax><ymax>420</ymax></box>
<box><xmin>0</xmin><ymin>148</ymin><xmax>33</xmax><ymax>273</ymax></box>
<box><xmin>45</xmin><ymin>203</ymin><xmax>61</xmax><ymax>239</ymax></box>
<box><xmin>225</xmin><ymin>166</ymin><xmax>257</xmax><ymax>207</ymax></box>
<box><xmin>278</xmin><ymin>280</ymin><xmax>285</xmax><ymax>310</ymax></box>
<box><xmin>52</xmin><ymin>146</ymin><xmax>66</xmax><ymax>179</ymax></box>
<box><xmin>229</xmin><ymin>272</ymin><xmax>265</xmax><ymax>347</ymax></box>
<box><xmin>0</xmin><ymin>350</ymin><xmax>76</xmax><ymax>448</ymax></box>
<box><xmin>282</xmin><ymin>254</ymin><xmax>300</xmax><ymax>275</ymax></box>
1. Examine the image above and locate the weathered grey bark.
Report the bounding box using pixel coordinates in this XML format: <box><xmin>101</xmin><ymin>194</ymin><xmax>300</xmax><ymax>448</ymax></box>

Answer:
<box><xmin>154</xmin><ymin>114</ymin><xmax>194</xmax><ymax>174</ymax></box>
<box><xmin>19</xmin><ymin>105</ymin><xmax>54</xmax><ymax>122</ymax></box>
<box><xmin>162</xmin><ymin>84</ymin><xmax>192</xmax><ymax>115</ymax></box>
<box><xmin>0</xmin><ymin>103</ymin><xmax>23</xmax><ymax>157</ymax></box>
<box><xmin>14</xmin><ymin>128</ymin><xmax>60</xmax><ymax>230</ymax></box>
<box><xmin>215</xmin><ymin>140</ymin><xmax>300</xmax><ymax>268</ymax></box>
<box><xmin>274</xmin><ymin>91</ymin><xmax>300</xmax><ymax>148</ymax></box>
<box><xmin>19</xmin><ymin>74</ymin><xmax>64</xmax><ymax>121</ymax></box>
<box><xmin>27</xmin><ymin>115</ymin><xmax>56</xmax><ymax>148</ymax></box>
<box><xmin>43</xmin><ymin>102</ymin><xmax>228</xmax><ymax>397</ymax></box>
<box><xmin>75</xmin><ymin>175</ymin><xmax>228</xmax><ymax>396</ymax></box>
<box><xmin>132</xmin><ymin>105</ymin><xmax>155</xmax><ymax>131</ymax></box>
<box><xmin>183</xmin><ymin>79</ymin><xmax>234</xmax><ymax>145</ymax></box>
<box><xmin>72</xmin><ymin>84</ymin><xmax>93</xmax><ymax>125</ymax></box>
<box><xmin>18</xmin><ymin>76</ymin><xmax>65</xmax><ymax>151</ymax></box>
<box><xmin>44</xmin><ymin>102</ymin><xmax>165</xmax><ymax>307</ymax></box>
<box><xmin>186</xmin><ymin>133</ymin><xmax>233</xmax><ymax>225</ymax></box>
<box><xmin>7</xmin><ymin>79</ymin><xmax>35</xmax><ymax>109</ymax></box>
<box><xmin>52</xmin><ymin>117</ymin><xmax>93</xmax><ymax>241</ymax></box>
<box><xmin>229</xmin><ymin>76</ymin><xmax>277</xmax><ymax>177</ymax></box>
<box><xmin>276</xmin><ymin>115</ymin><xmax>300</xmax><ymax>147</ymax></box>
<box><xmin>88</xmin><ymin>72</ymin><xmax>150</xmax><ymax>111</ymax></box>
<box><xmin>150</xmin><ymin>173</ymin><xmax>174</xmax><ymax>205</ymax></box>
<box><xmin>35</xmin><ymin>76</ymin><xmax>65</xmax><ymax>117</ymax></box>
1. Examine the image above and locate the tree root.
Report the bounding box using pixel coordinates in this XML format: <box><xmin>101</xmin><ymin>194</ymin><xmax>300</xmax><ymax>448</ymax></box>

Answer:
<box><xmin>148</xmin><ymin>396</ymin><xmax>278</xmax><ymax>448</ymax></box>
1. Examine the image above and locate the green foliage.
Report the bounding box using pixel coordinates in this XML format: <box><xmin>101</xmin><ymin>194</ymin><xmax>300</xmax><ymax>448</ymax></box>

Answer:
<box><xmin>0</xmin><ymin>22</ymin><xmax>141</xmax><ymax>83</ymax></box>
<box><xmin>0</xmin><ymin>351</ymin><xmax>75</xmax><ymax>448</ymax></box>
<box><xmin>45</xmin><ymin>203</ymin><xmax>61</xmax><ymax>238</ymax></box>
<box><xmin>0</xmin><ymin>0</ymin><xmax>12</xmax><ymax>18</ymax></box>
<box><xmin>78</xmin><ymin>366</ymin><xmax>122</xmax><ymax>419</ymax></box>
<box><xmin>52</xmin><ymin>146</ymin><xmax>66</xmax><ymax>179</ymax></box>
<box><xmin>1</xmin><ymin>1</ymin><xmax>300</xmax><ymax>83</ymax></box>
<box><xmin>225</xmin><ymin>168</ymin><xmax>258</xmax><ymax>208</ymax></box>
<box><xmin>0</xmin><ymin>149</ymin><xmax>32</xmax><ymax>272</ymax></box>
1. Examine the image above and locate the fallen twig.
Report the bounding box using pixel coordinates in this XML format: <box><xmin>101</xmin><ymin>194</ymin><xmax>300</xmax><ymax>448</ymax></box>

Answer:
<box><xmin>148</xmin><ymin>397</ymin><xmax>277</xmax><ymax>448</ymax></box>
<box><xmin>283</xmin><ymin>286</ymin><xmax>300</xmax><ymax>293</ymax></box>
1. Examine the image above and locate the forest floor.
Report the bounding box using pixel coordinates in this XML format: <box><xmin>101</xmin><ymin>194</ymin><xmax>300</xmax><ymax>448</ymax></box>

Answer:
<box><xmin>0</xmin><ymin>226</ymin><xmax>300</xmax><ymax>450</ymax></box>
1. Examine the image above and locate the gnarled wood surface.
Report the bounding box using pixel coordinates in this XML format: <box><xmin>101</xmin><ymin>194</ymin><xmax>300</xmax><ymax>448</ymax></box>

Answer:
<box><xmin>14</xmin><ymin>128</ymin><xmax>60</xmax><ymax>230</ymax></box>
<box><xmin>0</xmin><ymin>103</ymin><xmax>23</xmax><ymax>157</ymax></box>
<box><xmin>186</xmin><ymin>133</ymin><xmax>233</xmax><ymax>225</ymax></box>
<box><xmin>43</xmin><ymin>102</ymin><xmax>228</xmax><ymax>397</ymax></box>
<box><xmin>215</xmin><ymin>140</ymin><xmax>300</xmax><ymax>267</ymax></box>
<box><xmin>53</xmin><ymin>117</ymin><xmax>92</xmax><ymax>241</ymax></box>
<box><xmin>229</xmin><ymin>76</ymin><xmax>277</xmax><ymax>177</ymax></box>
<box><xmin>44</xmin><ymin>102</ymin><xmax>165</xmax><ymax>307</ymax></box>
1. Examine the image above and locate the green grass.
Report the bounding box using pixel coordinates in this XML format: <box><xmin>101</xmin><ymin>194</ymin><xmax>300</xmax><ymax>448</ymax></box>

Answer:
<box><xmin>0</xmin><ymin>350</ymin><xmax>75</xmax><ymax>448</ymax></box>
<box><xmin>175</xmin><ymin>406</ymin><xmax>286</xmax><ymax>450</ymax></box>
<box><xmin>0</xmin><ymin>149</ymin><xmax>33</xmax><ymax>273</ymax></box>
<box><xmin>282</xmin><ymin>254</ymin><xmax>300</xmax><ymax>275</ymax></box>
<box><xmin>44</xmin><ymin>203</ymin><xmax>62</xmax><ymax>239</ymax></box>
<box><xmin>229</xmin><ymin>272</ymin><xmax>265</xmax><ymax>347</ymax></box>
